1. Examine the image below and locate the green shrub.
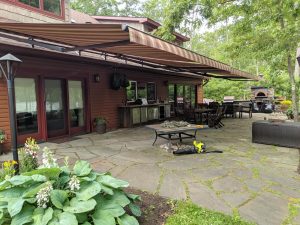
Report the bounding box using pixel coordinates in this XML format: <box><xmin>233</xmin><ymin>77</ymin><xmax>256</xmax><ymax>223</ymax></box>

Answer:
<box><xmin>0</xmin><ymin>160</ymin><xmax>141</xmax><ymax>225</ymax></box>
<box><xmin>0</xmin><ymin>130</ymin><xmax>6</xmax><ymax>144</ymax></box>
<box><xmin>19</xmin><ymin>138</ymin><xmax>39</xmax><ymax>173</ymax></box>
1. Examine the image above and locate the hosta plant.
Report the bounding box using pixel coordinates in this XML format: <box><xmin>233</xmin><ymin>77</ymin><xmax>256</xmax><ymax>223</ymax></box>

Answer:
<box><xmin>0</xmin><ymin>160</ymin><xmax>141</xmax><ymax>225</ymax></box>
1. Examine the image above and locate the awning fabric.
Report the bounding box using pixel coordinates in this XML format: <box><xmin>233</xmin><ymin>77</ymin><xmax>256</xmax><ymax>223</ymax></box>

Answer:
<box><xmin>0</xmin><ymin>23</ymin><xmax>257</xmax><ymax>80</ymax></box>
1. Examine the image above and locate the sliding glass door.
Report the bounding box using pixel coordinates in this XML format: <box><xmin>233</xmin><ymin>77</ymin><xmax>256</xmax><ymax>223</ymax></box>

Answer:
<box><xmin>68</xmin><ymin>80</ymin><xmax>85</xmax><ymax>133</ymax></box>
<box><xmin>15</xmin><ymin>78</ymin><xmax>39</xmax><ymax>137</ymax></box>
<box><xmin>45</xmin><ymin>79</ymin><xmax>68</xmax><ymax>138</ymax></box>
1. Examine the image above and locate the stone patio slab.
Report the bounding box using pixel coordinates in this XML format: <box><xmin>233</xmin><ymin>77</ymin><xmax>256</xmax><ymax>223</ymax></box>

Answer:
<box><xmin>39</xmin><ymin>113</ymin><xmax>300</xmax><ymax>225</ymax></box>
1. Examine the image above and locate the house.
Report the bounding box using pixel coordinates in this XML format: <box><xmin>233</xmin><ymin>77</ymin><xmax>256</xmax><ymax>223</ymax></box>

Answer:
<box><xmin>0</xmin><ymin>0</ymin><xmax>256</xmax><ymax>152</ymax></box>
<box><xmin>92</xmin><ymin>15</ymin><xmax>190</xmax><ymax>46</ymax></box>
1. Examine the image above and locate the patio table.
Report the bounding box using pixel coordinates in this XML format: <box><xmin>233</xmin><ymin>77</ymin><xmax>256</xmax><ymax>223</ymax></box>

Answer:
<box><xmin>146</xmin><ymin>124</ymin><xmax>209</xmax><ymax>145</ymax></box>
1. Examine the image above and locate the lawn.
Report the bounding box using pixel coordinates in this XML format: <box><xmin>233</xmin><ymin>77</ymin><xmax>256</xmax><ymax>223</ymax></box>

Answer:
<box><xmin>165</xmin><ymin>201</ymin><xmax>255</xmax><ymax>225</ymax></box>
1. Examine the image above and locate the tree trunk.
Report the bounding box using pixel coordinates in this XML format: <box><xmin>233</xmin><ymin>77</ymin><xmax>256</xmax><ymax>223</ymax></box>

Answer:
<box><xmin>298</xmin><ymin>149</ymin><xmax>300</xmax><ymax>174</ymax></box>
<box><xmin>287</xmin><ymin>54</ymin><xmax>299</xmax><ymax>122</ymax></box>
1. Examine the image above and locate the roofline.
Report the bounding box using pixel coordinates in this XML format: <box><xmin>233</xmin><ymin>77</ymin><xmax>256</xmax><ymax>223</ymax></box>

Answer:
<box><xmin>92</xmin><ymin>16</ymin><xmax>190</xmax><ymax>42</ymax></box>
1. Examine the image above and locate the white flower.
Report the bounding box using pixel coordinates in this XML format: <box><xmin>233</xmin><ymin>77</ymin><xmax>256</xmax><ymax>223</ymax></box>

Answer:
<box><xmin>36</xmin><ymin>182</ymin><xmax>53</xmax><ymax>208</ymax></box>
<box><xmin>69</xmin><ymin>175</ymin><xmax>80</xmax><ymax>191</ymax></box>
<box><xmin>41</xmin><ymin>147</ymin><xmax>58</xmax><ymax>168</ymax></box>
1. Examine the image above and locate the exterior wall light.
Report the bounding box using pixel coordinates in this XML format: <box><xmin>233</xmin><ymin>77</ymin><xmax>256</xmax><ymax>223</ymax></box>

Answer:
<box><xmin>94</xmin><ymin>74</ymin><xmax>101</xmax><ymax>83</ymax></box>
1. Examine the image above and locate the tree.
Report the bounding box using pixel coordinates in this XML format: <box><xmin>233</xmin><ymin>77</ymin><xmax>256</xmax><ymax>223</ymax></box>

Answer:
<box><xmin>157</xmin><ymin>0</ymin><xmax>300</xmax><ymax>121</ymax></box>
<box><xmin>70</xmin><ymin>0</ymin><xmax>142</xmax><ymax>16</ymax></box>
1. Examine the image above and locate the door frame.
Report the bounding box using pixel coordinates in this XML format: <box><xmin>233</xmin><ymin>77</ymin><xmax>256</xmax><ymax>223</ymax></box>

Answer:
<box><xmin>43</xmin><ymin>78</ymin><xmax>69</xmax><ymax>139</ymax></box>
<box><xmin>67</xmin><ymin>78</ymin><xmax>87</xmax><ymax>135</ymax></box>
<box><xmin>16</xmin><ymin>74</ymin><xmax>90</xmax><ymax>144</ymax></box>
<box><xmin>15</xmin><ymin>76</ymin><xmax>44</xmax><ymax>144</ymax></box>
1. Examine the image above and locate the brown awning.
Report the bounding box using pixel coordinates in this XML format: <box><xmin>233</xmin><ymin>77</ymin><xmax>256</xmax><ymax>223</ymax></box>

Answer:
<box><xmin>0</xmin><ymin>23</ymin><xmax>257</xmax><ymax>80</ymax></box>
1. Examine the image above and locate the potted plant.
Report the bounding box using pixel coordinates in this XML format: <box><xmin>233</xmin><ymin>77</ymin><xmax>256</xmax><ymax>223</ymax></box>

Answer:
<box><xmin>0</xmin><ymin>130</ymin><xmax>6</xmax><ymax>155</ymax></box>
<box><xmin>93</xmin><ymin>117</ymin><xmax>107</xmax><ymax>134</ymax></box>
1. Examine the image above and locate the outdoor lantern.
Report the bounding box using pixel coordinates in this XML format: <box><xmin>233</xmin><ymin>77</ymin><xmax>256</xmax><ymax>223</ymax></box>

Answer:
<box><xmin>0</xmin><ymin>53</ymin><xmax>22</xmax><ymax>173</ymax></box>
<box><xmin>94</xmin><ymin>74</ymin><xmax>101</xmax><ymax>83</ymax></box>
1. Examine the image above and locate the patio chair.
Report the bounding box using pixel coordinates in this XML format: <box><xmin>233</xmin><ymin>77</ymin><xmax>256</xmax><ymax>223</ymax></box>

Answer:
<box><xmin>208</xmin><ymin>102</ymin><xmax>220</xmax><ymax>114</ymax></box>
<box><xmin>174</xmin><ymin>107</ymin><xmax>185</xmax><ymax>120</ymax></box>
<box><xmin>207</xmin><ymin>106</ymin><xmax>226</xmax><ymax>128</ymax></box>
<box><xmin>183</xmin><ymin>107</ymin><xmax>197</xmax><ymax>123</ymax></box>
<box><xmin>223</xmin><ymin>102</ymin><xmax>234</xmax><ymax>118</ymax></box>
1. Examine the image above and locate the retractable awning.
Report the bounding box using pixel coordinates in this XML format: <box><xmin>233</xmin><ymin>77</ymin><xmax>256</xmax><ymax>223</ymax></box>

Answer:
<box><xmin>0</xmin><ymin>23</ymin><xmax>257</xmax><ymax>80</ymax></box>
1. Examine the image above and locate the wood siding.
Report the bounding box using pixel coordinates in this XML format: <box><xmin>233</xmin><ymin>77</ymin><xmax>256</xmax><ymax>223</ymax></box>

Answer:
<box><xmin>0</xmin><ymin>48</ymin><xmax>203</xmax><ymax>152</ymax></box>
<box><xmin>0</xmin><ymin>78</ymin><xmax>10</xmax><ymax>153</ymax></box>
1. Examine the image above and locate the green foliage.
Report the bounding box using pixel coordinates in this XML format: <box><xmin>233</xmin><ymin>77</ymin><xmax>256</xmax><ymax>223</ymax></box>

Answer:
<box><xmin>0</xmin><ymin>160</ymin><xmax>18</xmax><ymax>180</ymax></box>
<box><xmin>93</xmin><ymin>117</ymin><xmax>106</xmax><ymax>126</ymax></box>
<box><xmin>0</xmin><ymin>130</ymin><xmax>6</xmax><ymax>144</ymax></box>
<box><xmin>70</xmin><ymin>0</ymin><xmax>143</xmax><ymax>16</ymax></box>
<box><xmin>204</xmin><ymin>78</ymin><xmax>253</xmax><ymax>102</ymax></box>
<box><xmin>0</xmin><ymin>160</ymin><xmax>141</xmax><ymax>225</ymax></box>
<box><xmin>166</xmin><ymin>201</ymin><xmax>255</xmax><ymax>225</ymax></box>
<box><xmin>19</xmin><ymin>138</ymin><xmax>40</xmax><ymax>173</ymax></box>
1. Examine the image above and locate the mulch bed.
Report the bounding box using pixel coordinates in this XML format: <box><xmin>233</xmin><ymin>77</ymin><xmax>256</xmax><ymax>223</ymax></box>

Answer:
<box><xmin>125</xmin><ymin>188</ymin><xmax>174</xmax><ymax>225</ymax></box>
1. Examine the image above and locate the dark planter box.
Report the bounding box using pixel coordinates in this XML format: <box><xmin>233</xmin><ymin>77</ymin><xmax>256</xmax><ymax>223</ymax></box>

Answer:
<box><xmin>252</xmin><ymin>120</ymin><xmax>300</xmax><ymax>148</ymax></box>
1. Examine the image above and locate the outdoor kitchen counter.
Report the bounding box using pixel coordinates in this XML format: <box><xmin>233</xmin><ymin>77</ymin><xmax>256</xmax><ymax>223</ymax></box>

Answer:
<box><xmin>119</xmin><ymin>103</ymin><xmax>171</xmax><ymax>128</ymax></box>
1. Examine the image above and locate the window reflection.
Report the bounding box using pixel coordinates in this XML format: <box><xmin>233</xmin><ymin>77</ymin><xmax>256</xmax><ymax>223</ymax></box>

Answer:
<box><xmin>15</xmin><ymin>78</ymin><xmax>38</xmax><ymax>135</ymax></box>
<box><xmin>147</xmin><ymin>83</ymin><xmax>156</xmax><ymax>101</ymax></box>
<box><xmin>19</xmin><ymin>0</ymin><xmax>40</xmax><ymax>8</ymax></box>
<box><xmin>43</xmin><ymin>0</ymin><xmax>61</xmax><ymax>15</ymax></box>
<box><xmin>68</xmin><ymin>81</ymin><xmax>84</xmax><ymax>127</ymax></box>
<box><xmin>126</xmin><ymin>81</ymin><xmax>137</xmax><ymax>102</ymax></box>
<box><xmin>45</xmin><ymin>79</ymin><xmax>65</xmax><ymax>132</ymax></box>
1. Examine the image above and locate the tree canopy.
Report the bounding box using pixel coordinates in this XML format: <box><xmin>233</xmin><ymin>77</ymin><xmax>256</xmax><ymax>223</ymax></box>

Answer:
<box><xmin>70</xmin><ymin>0</ymin><xmax>300</xmax><ymax>107</ymax></box>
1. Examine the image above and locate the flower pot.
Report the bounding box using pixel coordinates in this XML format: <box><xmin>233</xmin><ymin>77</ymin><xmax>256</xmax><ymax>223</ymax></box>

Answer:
<box><xmin>96</xmin><ymin>123</ymin><xmax>106</xmax><ymax>134</ymax></box>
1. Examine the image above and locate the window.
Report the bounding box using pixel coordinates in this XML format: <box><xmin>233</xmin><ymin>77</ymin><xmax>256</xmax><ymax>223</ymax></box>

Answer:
<box><xmin>147</xmin><ymin>83</ymin><xmax>156</xmax><ymax>101</ymax></box>
<box><xmin>126</xmin><ymin>81</ymin><xmax>137</xmax><ymax>102</ymax></box>
<box><xmin>68</xmin><ymin>80</ymin><xmax>84</xmax><ymax>127</ymax></box>
<box><xmin>184</xmin><ymin>85</ymin><xmax>191</xmax><ymax>104</ymax></box>
<box><xmin>15</xmin><ymin>78</ymin><xmax>38</xmax><ymax>135</ymax></box>
<box><xmin>168</xmin><ymin>84</ymin><xmax>175</xmax><ymax>102</ymax></box>
<box><xmin>137</xmin><ymin>83</ymin><xmax>147</xmax><ymax>99</ymax></box>
<box><xmin>44</xmin><ymin>0</ymin><xmax>61</xmax><ymax>15</ymax></box>
<box><xmin>14</xmin><ymin>0</ymin><xmax>63</xmax><ymax>17</ymax></box>
<box><xmin>19</xmin><ymin>0</ymin><xmax>39</xmax><ymax>8</ymax></box>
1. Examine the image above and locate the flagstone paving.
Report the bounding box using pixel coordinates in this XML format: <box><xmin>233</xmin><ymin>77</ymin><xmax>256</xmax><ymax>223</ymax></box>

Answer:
<box><xmin>40</xmin><ymin>114</ymin><xmax>300</xmax><ymax>225</ymax></box>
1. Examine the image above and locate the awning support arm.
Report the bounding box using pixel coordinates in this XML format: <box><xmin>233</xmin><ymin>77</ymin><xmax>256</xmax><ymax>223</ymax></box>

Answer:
<box><xmin>62</xmin><ymin>40</ymin><xmax>130</xmax><ymax>52</ymax></box>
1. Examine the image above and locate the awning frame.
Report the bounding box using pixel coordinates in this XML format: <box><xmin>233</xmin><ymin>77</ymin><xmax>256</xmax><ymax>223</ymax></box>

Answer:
<box><xmin>0</xmin><ymin>23</ymin><xmax>257</xmax><ymax>80</ymax></box>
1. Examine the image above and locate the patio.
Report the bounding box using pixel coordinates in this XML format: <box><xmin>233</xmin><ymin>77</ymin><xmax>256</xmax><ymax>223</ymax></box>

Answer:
<box><xmin>40</xmin><ymin>113</ymin><xmax>300</xmax><ymax>225</ymax></box>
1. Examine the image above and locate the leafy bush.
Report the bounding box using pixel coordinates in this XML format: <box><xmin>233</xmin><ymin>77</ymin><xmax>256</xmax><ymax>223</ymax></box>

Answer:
<box><xmin>19</xmin><ymin>138</ymin><xmax>40</xmax><ymax>173</ymax></box>
<box><xmin>280</xmin><ymin>100</ymin><xmax>292</xmax><ymax>107</ymax></box>
<box><xmin>0</xmin><ymin>160</ymin><xmax>17</xmax><ymax>180</ymax></box>
<box><xmin>0</xmin><ymin>139</ymin><xmax>141</xmax><ymax>225</ymax></box>
<box><xmin>93</xmin><ymin>117</ymin><xmax>106</xmax><ymax>126</ymax></box>
<box><xmin>0</xmin><ymin>130</ymin><xmax>6</xmax><ymax>144</ymax></box>
<box><xmin>0</xmin><ymin>160</ymin><xmax>141</xmax><ymax>225</ymax></box>
<box><xmin>280</xmin><ymin>100</ymin><xmax>292</xmax><ymax>112</ymax></box>
<box><xmin>286</xmin><ymin>108</ymin><xmax>294</xmax><ymax>119</ymax></box>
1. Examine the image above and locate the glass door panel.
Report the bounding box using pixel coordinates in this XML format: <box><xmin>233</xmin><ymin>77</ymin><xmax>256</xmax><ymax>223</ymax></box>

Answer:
<box><xmin>68</xmin><ymin>80</ymin><xmax>85</xmax><ymax>128</ymax></box>
<box><xmin>45</xmin><ymin>79</ymin><xmax>67</xmax><ymax>137</ymax></box>
<box><xmin>15</xmin><ymin>78</ymin><xmax>38</xmax><ymax>135</ymax></box>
